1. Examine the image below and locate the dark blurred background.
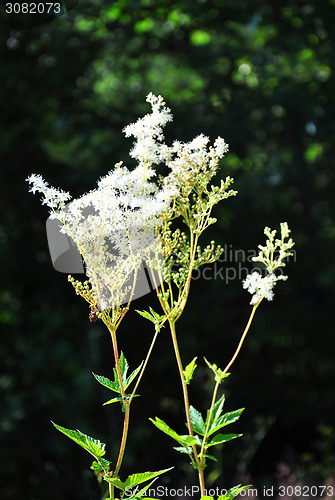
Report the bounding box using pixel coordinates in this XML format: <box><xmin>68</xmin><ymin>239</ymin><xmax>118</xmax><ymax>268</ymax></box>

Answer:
<box><xmin>1</xmin><ymin>0</ymin><xmax>335</xmax><ymax>498</ymax></box>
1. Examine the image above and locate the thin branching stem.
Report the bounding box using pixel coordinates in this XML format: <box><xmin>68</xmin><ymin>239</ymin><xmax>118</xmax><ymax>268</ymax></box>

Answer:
<box><xmin>129</xmin><ymin>329</ymin><xmax>159</xmax><ymax>405</ymax></box>
<box><xmin>199</xmin><ymin>302</ymin><xmax>260</xmax><ymax>465</ymax></box>
<box><xmin>169</xmin><ymin>320</ymin><xmax>205</xmax><ymax>495</ymax></box>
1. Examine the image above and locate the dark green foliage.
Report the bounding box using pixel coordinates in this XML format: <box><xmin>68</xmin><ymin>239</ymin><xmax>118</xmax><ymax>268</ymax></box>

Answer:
<box><xmin>151</xmin><ymin>375</ymin><xmax>244</xmax><ymax>472</ymax></box>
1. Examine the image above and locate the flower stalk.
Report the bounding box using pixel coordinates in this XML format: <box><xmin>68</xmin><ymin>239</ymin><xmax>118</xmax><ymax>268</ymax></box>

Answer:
<box><xmin>199</xmin><ymin>303</ymin><xmax>260</xmax><ymax>469</ymax></box>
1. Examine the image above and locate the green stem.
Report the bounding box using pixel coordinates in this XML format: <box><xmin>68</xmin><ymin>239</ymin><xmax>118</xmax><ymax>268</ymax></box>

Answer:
<box><xmin>199</xmin><ymin>302</ymin><xmax>260</xmax><ymax>465</ymax></box>
<box><xmin>104</xmin><ymin>321</ymin><xmax>125</xmax><ymax>500</ymax></box>
<box><xmin>169</xmin><ymin>320</ymin><xmax>205</xmax><ymax>495</ymax></box>
<box><xmin>109</xmin><ymin>478</ymin><xmax>114</xmax><ymax>499</ymax></box>
<box><xmin>174</xmin><ymin>230</ymin><xmax>199</xmax><ymax>318</ymax></box>
<box><xmin>222</xmin><ymin>302</ymin><xmax>260</xmax><ymax>376</ymax></box>
<box><xmin>105</xmin><ymin>313</ymin><xmax>160</xmax><ymax>498</ymax></box>
<box><xmin>129</xmin><ymin>329</ymin><xmax>159</xmax><ymax>405</ymax></box>
<box><xmin>199</xmin><ymin>378</ymin><xmax>220</xmax><ymax>467</ymax></box>
<box><xmin>110</xmin><ymin>329</ymin><xmax>159</xmax><ymax>496</ymax></box>
<box><xmin>107</xmin><ymin>323</ymin><xmax>126</xmax><ymax>399</ymax></box>
<box><xmin>113</xmin><ymin>405</ymin><xmax>130</xmax><ymax>477</ymax></box>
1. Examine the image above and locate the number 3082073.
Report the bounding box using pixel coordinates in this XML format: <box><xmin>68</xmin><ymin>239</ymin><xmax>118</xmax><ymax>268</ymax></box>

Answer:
<box><xmin>6</xmin><ymin>3</ymin><xmax>61</xmax><ymax>14</ymax></box>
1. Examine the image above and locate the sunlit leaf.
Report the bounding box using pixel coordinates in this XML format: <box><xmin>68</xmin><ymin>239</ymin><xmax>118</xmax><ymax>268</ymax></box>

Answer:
<box><xmin>183</xmin><ymin>357</ymin><xmax>197</xmax><ymax>385</ymax></box>
<box><xmin>207</xmin><ymin>408</ymin><xmax>244</xmax><ymax>437</ymax></box>
<box><xmin>189</xmin><ymin>405</ymin><xmax>206</xmax><ymax>435</ymax></box>
<box><xmin>52</xmin><ymin>422</ymin><xmax>106</xmax><ymax>459</ymax></box>
<box><xmin>207</xmin><ymin>433</ymin><xmax>242</xmax><ymax>447</ymax></box>
<box><xmin>150</xmin><ymin>417</ymin><xmax>197</xmax><ymax>447</ymax></box>
<box><xmin>92</xmin><ymin>373</ymin><xmax>120</xmax><ymax>394</ymax></box>
<box><xmin>206</xmin><ymin>394</ymin><xmax>225</xmax><ymax>429</ymax></box>
<box><xmin>123</xmin><ymin>468</ymin><xmax>173</xmax><ymax>488</ymax></box>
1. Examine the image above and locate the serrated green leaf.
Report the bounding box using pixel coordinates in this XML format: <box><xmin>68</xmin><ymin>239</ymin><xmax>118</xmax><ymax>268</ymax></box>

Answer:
<box><xmin>136</xmin><ymin>309</ymin><xmax>155</xmax><ymax>322</ymax></box>
<box><xmin>218</xmin><ymin>484</ymin><xmax>252</xmax><ymax>500</ymax></box>
<box><xmin>204</xmin><ymin>453</ymin><xmax>217</xmax><ymax>462</ymax></box>
<box><xmin>136</xmin><ymin>307</ymin><xmax>165</xmax><ymax>327</ymax></box>
<box><xmin>148</xmin><ymin>307</ymin><xmax>165</xmax><ymax>323</ymax></box>
<box><xmin>104</xmin><ymin>476</ymin><xmax>125</xmax><ymax>489</ymax></box>
<box><xmin>52</xmin><ymin>422</ymin><xmax>105</xmax><ymax>459</ymax></box>
<box><xmin>150</xmin><ymin>417</ymin><xmax>197</xmax><ymax>447</ymax></box>
<box><xmin>115</xmin><ymin>351</ymin><xmax>128</xmax><ymax>388</ymax></box>
<box><xmin>204</xmin><ymin>357</ymin><xmax>230</xmax><ymax>383</ymax></box>
<box><xmin>150</xmin><ymin>417</ymin><xmax>181</xmax><ymax>443</ymax></box>
<box><xmin>125</xmin><ymin>361</ymin><xmax>143</xmax><ymax>389</ymax></box>
<box><xmin>206</xmin><ymin>395</ymin><xmax>225</xmax><ymax>428</ymax></box>
<box><xmin>189</xmin><ymin>405</ymin><xmax>206</xmax><ymax>436</ymax></box>
<box><xmin>103</xmin><ymin>393</ymin><xmax>139</xmax><ymax>406</ymax></box>
<box><xmin>181</xmin><ymin>434</ymin><xmax>198</xmax><ymax>446</ymax></box>
<box><xmin>207</xmin><ymin>433</ymin><xmax>242</xmax><ymax>447</ymax></box>
<box><xmin>93</xmin><ymin>373</ymin><xmax>121</xmax><ymax>394</ymax></box>
<box><xmin>173</xmin><ymin>446</ymin><xmax>192</xmax><ymax>455</ymax></box>
<box><xmin>106</xmin><ymin>470</ymin><xmax>172</xmax><ymax>496</ymax></box>
<box><xmin>94</xmin><ymin>355</ymin><xmax>142</xmax><ymax>399</ymax></box>
<box><xmin>124</xmin><ymin>468</ymin><xmax>173</xmax><ymax>488</ymax></box>
<box><xmin>207</xmin><ymin>408</ymin><xmax>244</xmax><ymax>436</ymax></box>
<box><xmin>91</xmin><ymin>458</ymin><xmax>111</xmax><ymax>472</ymax></box>
<box><xmin>103</xmin><ymin>396</ymin><xmax>124</xmax><ymax>405</ymax></box>
<box><xmin>91</xmin><ymin>461</ymin><xmax>102</xmax><ymax>471</ymax></box>
<box><xmin>194</xmin><ymin>434</ymin><xmax>202</xmax><ymax>446</ymax></box>
<box><xmin>183</xmin><ymin>357</ymin><xmax>197</xmax><ymax>384</ymax></box>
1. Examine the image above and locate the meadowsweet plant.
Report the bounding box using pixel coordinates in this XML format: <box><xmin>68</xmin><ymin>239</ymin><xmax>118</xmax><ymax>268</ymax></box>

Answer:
<box><xmin>27</xmin><ymin>93</ymin><xmax>295</xmax><ymax>500</ymax></box>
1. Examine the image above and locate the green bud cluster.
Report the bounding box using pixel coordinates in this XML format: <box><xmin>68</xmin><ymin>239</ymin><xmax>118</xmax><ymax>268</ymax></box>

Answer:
<box><xmin>252</xmin><ymin>222</ymin><xmax>295</xmax><ymax>273</ymax></box>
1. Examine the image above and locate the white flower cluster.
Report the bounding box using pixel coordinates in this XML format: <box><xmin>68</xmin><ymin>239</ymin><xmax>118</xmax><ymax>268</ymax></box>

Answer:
<box><xmin>27</xmin><ymin>164</ymin><xmax>172</xmax><ymax>310</ymax></box>
<box><xmin>243</xmin><ymin>223</ymin><xmax>294</xmax><ymax>305</ymax></box>
<box><xmin>243</xmin><ymin>271</ymin><xmax>286</xmax><ymax>305</ymax></box>
<box><xmin>123</xmin><ymin>92</ymin><xmax>173</xmax><ymax>166</ymax></box>
<box><xmin>161</xmin><ymin>134</ymin><xmax>229</xmax><ymax>198</ymax></box>
<box><xmin>27</xmin><ymin>93</ymin><xmax>230</xmax><ymax>309</ymax></box>
<box><xmin>27</xmin><ymin>174</ymin><xmax>72</xmax><ymax>208</ymax></box>
<box><xmin>123</xmin><ymin>93</ymin><xmax>229</xmax><ymax>198</ymax></box>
